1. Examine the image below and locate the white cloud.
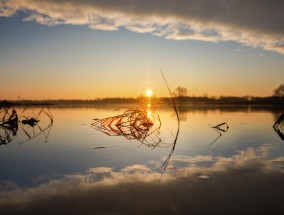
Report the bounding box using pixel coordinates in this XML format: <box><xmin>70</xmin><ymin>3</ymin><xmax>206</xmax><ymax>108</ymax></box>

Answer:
<box><xmin>1</xmin><ymin>0</ymin><xmax>284</xmax><ymax>53</ymax></box>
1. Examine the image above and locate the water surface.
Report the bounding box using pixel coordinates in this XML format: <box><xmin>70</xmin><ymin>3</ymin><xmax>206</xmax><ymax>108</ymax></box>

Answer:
<box><xmin>0</xmin><ymin>105</ymin><xmax>284</xmax><ymax>214</ymax></box>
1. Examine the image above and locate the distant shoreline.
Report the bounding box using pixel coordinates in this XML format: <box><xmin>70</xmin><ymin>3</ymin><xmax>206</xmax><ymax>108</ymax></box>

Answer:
<box><xmin>2</xmin><ymin>96</ymin><xmax>284</xmax><ymax>106</ymax></box>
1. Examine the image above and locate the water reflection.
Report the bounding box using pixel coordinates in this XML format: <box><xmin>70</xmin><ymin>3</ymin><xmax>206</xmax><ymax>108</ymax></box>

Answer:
<box><xmin>92</xmin><ymin>106</ymin><xmax>161</xmax><ymax>145</ymax></box>
<box><xmin>273</xmin><ymin>126</ymin><xmax>284</xmax><ymax>140</ymax></box>
<box><xmin>1</xmin><ymin>105</ymin><xmax>284</xmax><ymax>214</ymax></box>
<box><xmin>91</xmin><ymin>103</ymin><xmax>181</xmax><ymax>177</ymax></box>
<box><xmin>0</xmin><ymin>102</ymin><xmax>18</xmax><ymax>145</ymax></box>
<box><xmin>0</xmin><ymin>101</ymin><xmax>53</xmax><ymax>145</ymax></box>
<box><xmin>273</xmin><ymin>113</ymin><xmax>284</xmax><ymax>140</ymax></box>
<box><xmin>0</xmin><ymin>146</ymin><xmax>284</xmax><ymax>214</ymax></box>
<box><xmin>0</xmin><ymin>125</ymin><xmax>17</xmax><ymax>145</ymax></box>
<box><xmin>208</xmin><ymin>122</ymin><xmax>229</xmax><ymax>153</ymax></box>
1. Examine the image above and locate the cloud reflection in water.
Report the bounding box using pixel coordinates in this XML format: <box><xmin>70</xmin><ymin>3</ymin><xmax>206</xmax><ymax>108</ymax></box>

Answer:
<box><xmin>1</xmin><ymin>146</ymin><xmax>284</xmax><ymax>214</ymax></box>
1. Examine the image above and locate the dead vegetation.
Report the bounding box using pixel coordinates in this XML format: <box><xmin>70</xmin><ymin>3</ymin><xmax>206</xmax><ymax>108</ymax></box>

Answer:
<box><xmin>0</xmin><ymin>101</ymin><xmax>18</xmax><ymax>145</ymax></box>
<box><xmin>0</xmin><ymin>99</ymin><xmax>53</xmax><ymax>145</ymax></box>
<box><xmin>92</xmin><ymin>106</ymin><xmax>162</xmax><ymax>146</ymax></box>
<box><xmin>160</xmin><ymin>70</ymin><xmax>180</xmax><ymax>176</ymax></box>
<box><xmin>208</xmin><ymin>122</ymin><xmax>229</xmax><ymax>153</ymax></box>
<box><xmin>273</xmin><ymin>113</ymin><xmax>284</xmax><ymax>140</ymax></box>
<box><xmin>92</xmin><ymin>71</ymin><xmax>181</xmax><ymax>177</ymax></box>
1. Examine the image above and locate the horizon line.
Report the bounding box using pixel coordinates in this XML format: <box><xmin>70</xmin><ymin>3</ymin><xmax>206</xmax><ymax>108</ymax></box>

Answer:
<box><xmin>1</xmin><ymin>95</ymin><xmax>282</xmax><ymax>102</ymax></box>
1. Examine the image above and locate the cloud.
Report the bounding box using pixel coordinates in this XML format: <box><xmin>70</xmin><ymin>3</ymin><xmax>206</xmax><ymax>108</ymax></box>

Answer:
<box><xmin>1</xmin><ymin>146</ymin><xmax>284</xmax><ymax>214</ymax></box>
<box><xmin>1</xmin><ymin>0</ymin><xmax>284</xmax><ymax>54</ymax></box>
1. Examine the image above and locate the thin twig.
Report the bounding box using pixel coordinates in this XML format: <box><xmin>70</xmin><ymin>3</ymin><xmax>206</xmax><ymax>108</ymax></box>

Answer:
<box><xmin>160</xmin><ymin>69</ymin><xmax>180</xmax><ymax>179</ymax></box>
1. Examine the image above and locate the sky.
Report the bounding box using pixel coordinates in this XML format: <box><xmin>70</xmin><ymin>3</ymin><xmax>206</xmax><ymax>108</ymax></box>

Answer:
<box><xmin>1</xmin><ymin>0</ymin><xmax>284</xmax><ymax>100</ymax></box>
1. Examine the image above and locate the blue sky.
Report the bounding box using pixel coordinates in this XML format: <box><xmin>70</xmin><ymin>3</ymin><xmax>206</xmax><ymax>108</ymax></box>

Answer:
<box><xmin>1</xmin><ymin>0</ymin><xmax>284</xmax><ymax>99</ymax></box>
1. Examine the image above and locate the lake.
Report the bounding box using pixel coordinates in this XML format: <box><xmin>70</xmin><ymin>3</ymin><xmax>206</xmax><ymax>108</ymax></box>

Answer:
<box><xmin>1</xmin><ymin>104</ymin><xmax>284</xmax><ymax>214</ymax></box>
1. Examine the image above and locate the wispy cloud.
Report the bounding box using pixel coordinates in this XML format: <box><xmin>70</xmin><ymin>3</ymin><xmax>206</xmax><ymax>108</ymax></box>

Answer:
<box><xmin>1</xmin><ymin>0</ymin><xmax>284</xmax><ymax>53</ymax></box>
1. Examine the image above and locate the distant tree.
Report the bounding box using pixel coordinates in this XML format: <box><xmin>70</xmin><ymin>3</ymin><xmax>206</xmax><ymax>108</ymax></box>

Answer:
<box><xmin>274</xmin><ymin>84</ymin><xmax>284</xmax><ymax>97</ymax></box>
<box><xmin>174</xmin><ymin>86</ymin><xmax>188</xmax><ymax>98</ymax></box>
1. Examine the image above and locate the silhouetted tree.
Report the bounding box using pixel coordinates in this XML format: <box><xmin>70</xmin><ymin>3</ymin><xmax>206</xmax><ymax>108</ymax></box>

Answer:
<box><xmin>174</xmin><ymin>86</ymin><xmax>188</xmax><ymax>98</ymax></box>
<box><xmin>274</xmin><ymin>84</ymin><xmax>284</xmax><ymax>97</ymax></box>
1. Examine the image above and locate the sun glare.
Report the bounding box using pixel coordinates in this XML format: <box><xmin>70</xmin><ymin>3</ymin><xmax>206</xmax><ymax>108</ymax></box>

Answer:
<box><xmin>146</xmin><ymin>89</ymin><xmax>153</xmax><ymax>97</ymax></box>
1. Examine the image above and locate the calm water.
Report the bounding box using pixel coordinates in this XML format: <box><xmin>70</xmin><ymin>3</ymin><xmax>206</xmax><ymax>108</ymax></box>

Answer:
<box><xmin>1</xmin><ymin>104</ymin><xmax>284</xmax><ymax>214</ymax></box>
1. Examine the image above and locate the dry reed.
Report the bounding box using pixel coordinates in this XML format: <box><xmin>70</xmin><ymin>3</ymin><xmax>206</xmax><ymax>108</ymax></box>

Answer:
<box><xmin>92</xmin><ymin>106</ymin><xmax>161</xmax><ymax>146</ymax></box>
<box><xmin>92</xmin><ymin>71</ymin><xmax>181</xmax><ymax>177</ymax></box>
<box><xmin>0</xmin><ymin>101</ymin><xmax>18</xmax><ymax>145</ymax></box>
<box><xmin>273</xmin><ymin>113</ymin><xmax>284</xmax><ymax>140</ymax></box>
<box><xmin>0</xmin><ymin>98</ymin><xmax>54</xmax><ymax>145</ymax></box>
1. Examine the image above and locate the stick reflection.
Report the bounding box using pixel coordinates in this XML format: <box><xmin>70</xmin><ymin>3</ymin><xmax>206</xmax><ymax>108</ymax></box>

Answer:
<box><xmin>209</xmin><ymin>122</ymin><xmax>229</xmax><ymax>153</ymax></box>
<box><xmin>0</xmin><ymin>102</ymin><xmax>18</xmax><ymax>145</ymax></box>
<box><xmin>92</xmin><ymin>106</ymin><xmax>162</xmax><ymax>145</ymax></box>
<box><xmin>0</xmin><ymin>100</ymin><xmax>53</xmax><ymax>145</ymax></box>
<box><xmin>273</xmin><ymin>113</ymin><xmax>284</xmax><ymax>140</ymax></box>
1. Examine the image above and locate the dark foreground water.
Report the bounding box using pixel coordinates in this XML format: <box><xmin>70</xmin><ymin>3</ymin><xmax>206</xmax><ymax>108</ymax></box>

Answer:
<box><xmin>0</xmin><ymin>104</ymin><xmax>284</xmax><ymax>214</ymax></box>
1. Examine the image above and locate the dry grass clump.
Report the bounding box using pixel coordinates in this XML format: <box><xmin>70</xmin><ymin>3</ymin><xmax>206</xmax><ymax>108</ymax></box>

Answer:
<box><xmin>18</xmin><ymin>98</ymin><xmax>53</xmax><ymax>144</ymax></box>
<box><xmin>92</xmin><ymin>107</ymin><xmax>161</xmax><ymax>146</ymax></box>
<box><xmin>92</xmin><ymin>71</ymin><xmax>180</xmax><ymax>177</ymax></box>
<box><xmin>0</xmin><ymin>99</ymin><xmax>54</xmax><ymax>145</ymax></box>
<box><xmin>0</xmin><ymin>101</ymin><xmax>18</xmax><ymax>144</ymax></box>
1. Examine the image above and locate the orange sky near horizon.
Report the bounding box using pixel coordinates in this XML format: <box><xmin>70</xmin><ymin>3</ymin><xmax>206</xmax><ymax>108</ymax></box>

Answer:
<box><xmin>1</xmin><ymin>1</ymin><xmax>284</xmax><ymax>100</ymax></box>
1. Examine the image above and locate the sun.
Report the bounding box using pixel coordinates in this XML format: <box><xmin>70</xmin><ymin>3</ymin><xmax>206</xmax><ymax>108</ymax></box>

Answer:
<box><xmin>145</xmin><ymin>89</ymin><xmax>153</xmax><ymax>97</ymax></box>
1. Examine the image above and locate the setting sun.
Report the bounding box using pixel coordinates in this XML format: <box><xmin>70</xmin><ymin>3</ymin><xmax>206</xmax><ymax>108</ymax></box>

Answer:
<box><xmin>146</xmin><ymin>89</ymin><xmax>153</xmax><ymax>97</ymax></box>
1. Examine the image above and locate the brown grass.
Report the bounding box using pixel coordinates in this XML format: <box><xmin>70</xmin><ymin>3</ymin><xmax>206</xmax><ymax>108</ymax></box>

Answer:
<box><xmin>92</xmin><ymin>106</ymin><xmax>162</xmax><ymax>146</ymax></box>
